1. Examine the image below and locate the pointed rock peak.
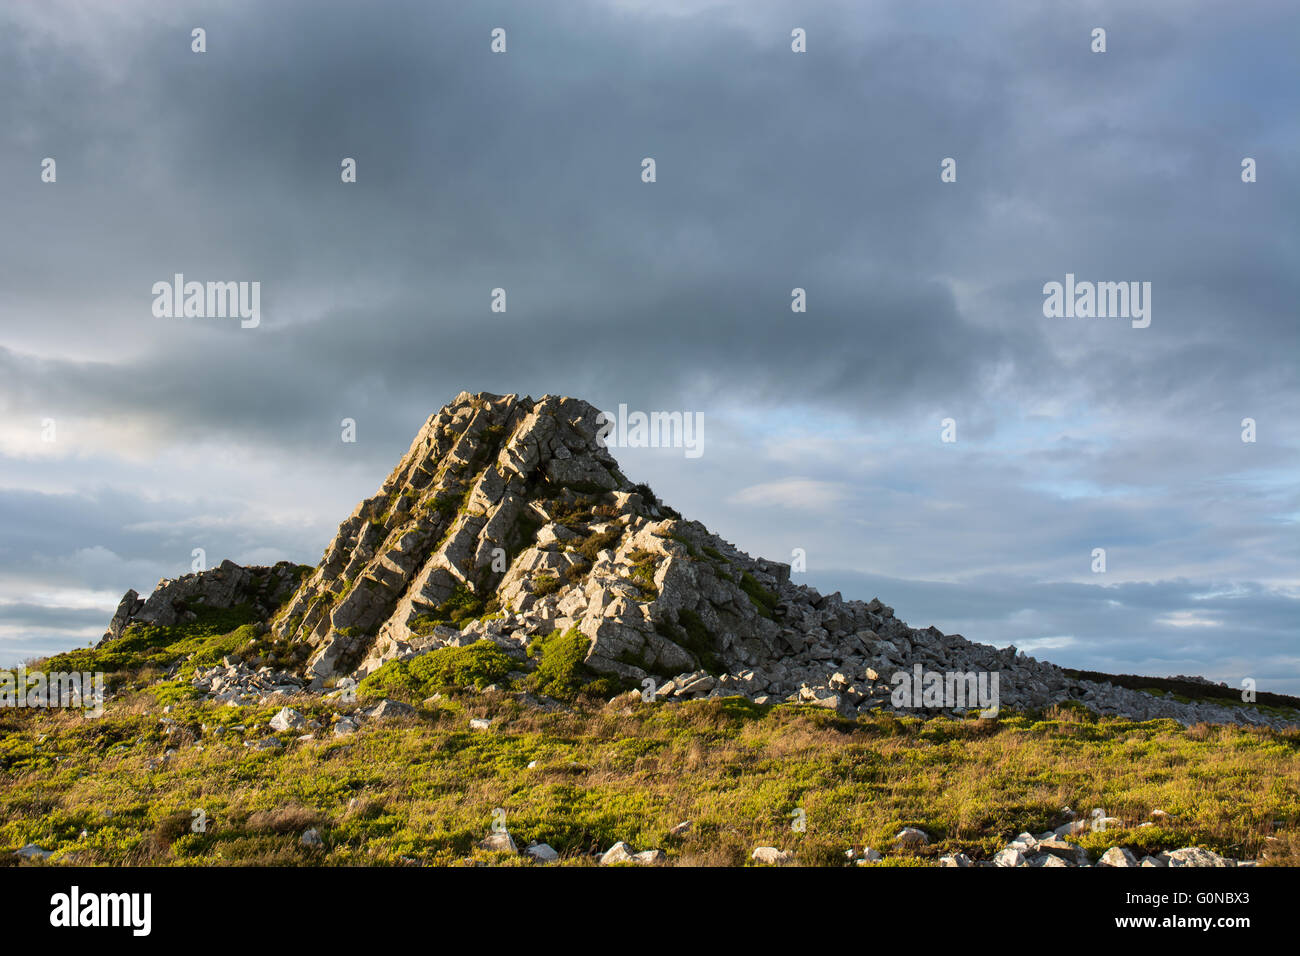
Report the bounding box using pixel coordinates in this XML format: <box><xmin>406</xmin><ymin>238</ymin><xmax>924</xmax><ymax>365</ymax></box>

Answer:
<box><xmin>274</xmin><ymin>390</ymin><xmax>699</xmax><ymax>679</ymax></box>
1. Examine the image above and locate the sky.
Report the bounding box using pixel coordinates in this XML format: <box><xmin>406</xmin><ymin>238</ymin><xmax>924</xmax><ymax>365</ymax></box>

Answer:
<box><xmin>1</xmin><ymin>0</ymin><xmax>1296</xmax><ymax>691</ymax></box>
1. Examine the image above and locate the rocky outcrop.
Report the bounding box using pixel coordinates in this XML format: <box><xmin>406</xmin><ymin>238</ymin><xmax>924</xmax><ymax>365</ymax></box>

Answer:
<box><xmin>273</xmin><ymin>392</ymin><xmax>634</xmax><ymax>677</ymax></box>
<box><xmin>262</xmin><ymin>391</ymin><xmax>1298</xmax><ymax>729</ymax></box>
<box><xmin>100</xmin><ymin>560</ymin><xmax>305</xmax><ymax>645</ymax></box>
<box><xmin>105</xmin><ymin>390</ymin><xmax>1298</xmax><ymax>731</ymax></box>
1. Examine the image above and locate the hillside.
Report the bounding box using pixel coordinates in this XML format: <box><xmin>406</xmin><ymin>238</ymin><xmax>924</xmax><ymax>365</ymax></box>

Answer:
<box><xmin>4</xmin><ymin>391</ymin><xmax>1298</xmax><ymax>868</ymax></box>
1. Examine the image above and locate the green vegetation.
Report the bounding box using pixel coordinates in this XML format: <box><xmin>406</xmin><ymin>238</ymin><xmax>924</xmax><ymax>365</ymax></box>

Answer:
<box><xmin>546</xmin><ymin>495</ymin><xmax>598</xmax><ymax>528</ymax></box>
<box><xmin>33</xmin><ymin>605</ymin><xmax>261</xmax><ymax>684</ymax></box>
<box><xmin>407</xmin><ymin>585</ymin><xmax>494</xmax><ymax>635</ymax></box>
<box><xmin>739</xmin><ymin>572</ymin><xmax>779</xmax><ymax>619</ymax></box>
<box><xmin>627</xmin><ymin>550</ymin><xmax>658</xmax><ymax>601</ymax></box>
<box><xmin>3</xmin><ymin>687</ymin><xmax>1297</xmax><ymax>866</ymax></box>
<box><xmin>676</xmin><ymin>609</ymin><xmax>721</xmax><ymax>672</ymax></box>
<box><xmin>573</xmin><ymin>529</ymin><xmax>621</xmax><ymax>563</ymax></box>
<box><xmin>526</xmin><ymin>628</ymin><xmax>622</xmax><ymax>702</ymax></box>
<box><xmin>532</xmin><ymin>574</ymin><xmax>562</xmax><ymax>597</ymax></box>
<box><xmin>358</xmin><ymin>640</ymin><xmax>516</xmax><ymax>700</ymax></box>
<box><xmin>5</xmin><ymin>595</ymin><xmax>1298</xmax><ymax>868</ymax></box>
<box><xmin>427</xmin><ymin>494</ymin><xmax>460</xmax><ymax>519</ymax></box>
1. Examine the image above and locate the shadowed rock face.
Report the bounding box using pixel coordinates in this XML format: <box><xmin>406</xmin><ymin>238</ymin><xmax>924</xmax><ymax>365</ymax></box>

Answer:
<box><xmin>103</xmin><ymin>390</ymin><xmax>1299</xmax><ymax>730</ymax></box>
<box><xmin>99</xmin><ymin>560</ymin><xmax>303</xmax><ymax>645</ymax></box>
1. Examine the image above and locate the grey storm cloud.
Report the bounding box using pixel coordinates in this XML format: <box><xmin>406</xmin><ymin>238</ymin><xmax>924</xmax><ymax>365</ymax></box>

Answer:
<box><xmin>0</xmin><ymin>0</ymin><xmax>1295</xmax><ymax>687</ymax></box>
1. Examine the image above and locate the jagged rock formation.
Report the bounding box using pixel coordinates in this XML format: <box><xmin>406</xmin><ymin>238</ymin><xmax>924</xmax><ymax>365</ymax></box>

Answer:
<box><xmin>98</xmin><ymin>391</ymin><xmax>1296</xmax><ymax>730</ymax></box>
<box><xmin>253</xmin><ymin>391</ymin><xmax>1297</xmax><ymax>730</ymax></box>
<box><xmin>100</xmin><ymin>560</ymin><xmax>304</xmax><ymax>645</ymax></box>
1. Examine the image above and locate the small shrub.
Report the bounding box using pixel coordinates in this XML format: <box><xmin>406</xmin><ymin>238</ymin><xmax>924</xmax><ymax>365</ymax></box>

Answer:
<box><xmin>574</xmin><ymin>529</ymin><xmax>621</xmax><ymax>562</ymax></box>
<box><xmin>533</xmin><ymin>574</ymin><xmax>562</xmax><ymax>597</ymax></box>
<box><xmin>627</xmin><ymin>549</ymin><xmax>659</xmax><ymax>601</ymax></box>
<box><xmin>359</xmin><ymin>640</ymin><xmax>516</xmax><ymax>699</ymax></box>
<box><xmin>407</xmin><ymin>585</ymin><xmax>489</xmax><ymax>633</ymax></box>
<box><xmin>245</xmin><ymin>804</ymin><xmax>324</xmax><ymax>835</ymax></box>
<box><xmin>526</xmin><ymin>628</ymin><xmax>620</xmax><ymax>701</ymax></box>
<box><xmin>739</xmin><ymin>572</ymin><xmax>778</xmax><ymax>618</ymax></box>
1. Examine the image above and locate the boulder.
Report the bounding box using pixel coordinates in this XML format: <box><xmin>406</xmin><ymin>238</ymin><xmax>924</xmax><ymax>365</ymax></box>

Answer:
<box><xmin>526</xmin><ymin>843</ymin><xmax>559</xmax><ymax>863</ymax></box>
<box><xmin>751</xmin><ymin>846</ymin><xmax>792</xmax><ymax>865</ymax></box>
<box><xmin>1099</xmin><ymin>847</ymin><xmax>1138</xmax><ymax>867</ymax></box>
<box><xmin>894</xmin><ymin>827</ymin><xmax>930</xmax><ymax>848</ymax></box>
<box><xmin>600</xmin><ymin>842</ymin><xmax>637</xmax><ymax>865</ymax></box>
<box><xmin>333</xmin><ymin>716</ymin><xmax>360</xmax><ymax>737</ymax></box>
<box><xmin>479</xmin><ymin>831</ymin><xmax>519</xmax><ymax>854</ymax></box>
<box><xmin>1165</xmin><ymin>847</ymin><xmax>1230</xmax><ymax>867</ymax></box>
<box><xmin>269</xmin><ymin>707</ymin><xmax>306</xmax><ymax>732</ymax></box>
<box><xmin>15</xmin><ymin>844</ymin><xmax>53</xmax><ymax>861</ymax></box>
<box><xmin>993</xmin><ymin>847</ymin><xmax>1025</xmax><ymax>867</ymax></box>
<box><xmin>366</xmin><ymin>699</ymin><xmax>415</xmax><ymax>720</ymax></box>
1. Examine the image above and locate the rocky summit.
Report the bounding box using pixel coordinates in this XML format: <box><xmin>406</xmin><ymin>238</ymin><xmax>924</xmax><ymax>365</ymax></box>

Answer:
<box><xmin>106</xmin><ymin>391</ymin><xmax>1296</xmax><ymax>731</ymax></box>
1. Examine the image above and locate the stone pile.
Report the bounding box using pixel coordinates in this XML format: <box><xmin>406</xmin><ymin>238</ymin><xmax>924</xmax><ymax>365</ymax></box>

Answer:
<box><xmin>190</xmin><ymin>658</ymin><xmax>306</xmax><ymax>706</ymax></box>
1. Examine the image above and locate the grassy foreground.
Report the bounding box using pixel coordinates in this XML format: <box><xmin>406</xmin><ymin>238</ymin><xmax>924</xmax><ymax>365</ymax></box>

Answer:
<box><xmin>3</xmin><ymin>684</ymin><xmax>1299</xmax><ymax>866</ymax></box>
<box><xmin>4</xmin><ymin>605</ymin><xmax>1298</xmax><ymax>866</ymax></box>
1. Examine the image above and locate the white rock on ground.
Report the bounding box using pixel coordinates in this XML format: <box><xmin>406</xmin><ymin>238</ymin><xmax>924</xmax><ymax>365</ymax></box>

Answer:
<box><xmin>526</xmin><ymin>843</ymin><xmax>559</xmax><ymax>862</ymax></box>
<box><xmin>894</xmin><ymin>827</ymin><xmax>930</xmax><ymax>848</ymax></box>
<box><xmin>479</xmin><ymin>830</ymin><xmax>518</xmax><ymax>854</ymax></box>
<box><xmin>1100</xmin><ymin>847</ymin><xmax>1138</xmax><ymax>867</ymax></box>
<box><xmin>751</xmin><ymin>846</ymin><xmax>792</xmax><ymax>865</ymax></box>
<box><xmin>269</xmin><ymin>707</ymin><xmax>306</xmax><ymax>732</ymax></box>
<box><xmin>600</xmin><ymin>842</ymin><xmax>637</xmax><ymax>865</ymax></box>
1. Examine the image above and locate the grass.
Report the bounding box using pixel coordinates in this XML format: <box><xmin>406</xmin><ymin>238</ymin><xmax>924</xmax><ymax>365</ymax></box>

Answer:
<box><xmin>2</xmin><ymin>691</ymin><xmax>1297</xmax><ymax>867</ymax></box>
<box><xmin>21</xmin><ymin>605</ymin><xmax>264</xmax><ymax>687</ymax></box>
<box><xmin>4</xmin><ymin>604</ymin><xmax>1298</xmax><ymax>867</ymax></box>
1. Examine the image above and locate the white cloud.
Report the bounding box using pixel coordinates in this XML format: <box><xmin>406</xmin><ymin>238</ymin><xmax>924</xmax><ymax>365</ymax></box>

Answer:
<box><xmin>729</xmin><ymin>478</ymin><xmax>853</xmax><ymax>513</ymax></box>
